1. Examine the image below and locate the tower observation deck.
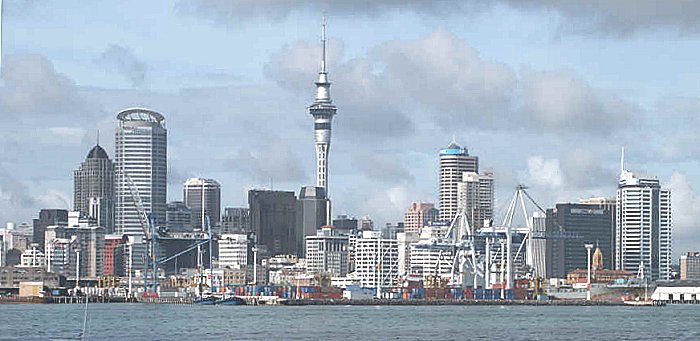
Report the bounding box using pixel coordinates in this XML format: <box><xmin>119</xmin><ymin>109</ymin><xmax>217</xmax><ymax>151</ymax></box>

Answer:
<box><xmin>309</xmin><ymin>17</ymin><xmax>337</xmax><ymax>193</ymax></box>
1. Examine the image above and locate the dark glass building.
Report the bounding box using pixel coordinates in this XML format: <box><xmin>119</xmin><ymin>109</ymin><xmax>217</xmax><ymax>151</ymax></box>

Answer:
<box><xmin>32</xmin><ymin>209</ymin><xmax>68</xmax><ymax>251</ymax></box>
<box><xmin>296</xmin><ymin>186</ymin><xmax>328</xmax><ymax>257</ymax></box>
<box><xmin>248</xmin><ymin>190</ymin><xmax>298</xmax><ymax>256</ymax></box>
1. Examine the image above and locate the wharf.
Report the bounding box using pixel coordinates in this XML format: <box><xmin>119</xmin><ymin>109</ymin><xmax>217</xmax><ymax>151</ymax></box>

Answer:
<box><xmin>281</xmin><ymin>299</ymin><xmax>627</xmax><ymax>306</ymax></box>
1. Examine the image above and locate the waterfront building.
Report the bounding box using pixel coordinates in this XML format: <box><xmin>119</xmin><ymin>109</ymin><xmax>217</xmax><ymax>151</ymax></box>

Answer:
<box><xmin>566</xmin><ymin>247</ymin><xmax>634</xmax><ymax>284</ymax></box>
<box><xmin>18</xmin><ymin>245</ymin><xmax>45</xmax><ymax>268</ymax></box>
<box><xmin>545</xmin><ymin>201</ymin><xmax>615</xmax><ymax>279</ymax></box>
<box><xmin>103</xmin><ymin>234</ymin><xmax>124</xmax><ymax>276</ymax></box>
<box><xmin>439</xmin><ymin>141</ymin><xmax>478</xmax><ymax>223</ymax></box>
<box><xmin>297</xmin><ymin>186</ymin><xmax>329</xmax><ymax>256</ymax></box>
<box><xmin>183</xmin><ymin>178</ymin><xmax>221</xmax><ymax>230</ymax></box>
<box><xmin>308</xmin><ymin>19</ymin><xmax>337</xmax><ymax>194</ymax></box>
<box><xmin>73</xmin><ymin>143</ymin><xmax>115</xmax><ymax>233</ymax></box>
<box><xmin>218</xmin><ymin>233</ymin><xmax>249</xmax><ymax>269</ymax></box>
<box><xmin>305</xmin><ymin>226</ymin><xmax>349</xmax><ymax>277</ymax></box>
<box><xmin>409</xmin><ymin>225</ymin><xmax>453</xmax><ymax>284</ymax></box>
<box><xmin>114</xmin><ymin>108</ymin><xmax>167</xmax><ymax>271</ymax></box>
<box><xmin>681</xmin><ymin>252</ymin><xmax>700</xmax><ymax>280</ymax></box>
<box><xmin>403</xmin><ymin>203</ymin><xmax>439</xmax><ymax>235</ymax></box>
<box><xmin>166</xmin><ymin>201</ymin><xmax>193</xmax><ymax>233</ymax></box>
<box><xmin>616</xmin><ymin>166</ymin><xmax>672</xmax><ymax>281</ymax></box>
<box><xmin>397</xmin><ymin>231</ymin><xmax>419</xmax><ymax>277</ymax></box>
<box><xmin>354</xmin><ymin>231</ymin><xmax>399</xmax><ymax>289</ymax></box>
<box><xmin>456</xmin><ymin>171</ymin><xmax>494</xmax><ymax>231</ymax></box>
<box><xmin>67</xmin><ymin>212</ymin><xmax>106</xmax><ymax>279</ymax></box>
<box><xmin>32</xmin><ymin>209</ymin><xmax>68</xmax><ymax>252</ymax></box>
<box><xmin>248</xmin><ymin>190</ymin><xmax>298</xmax><ymax>256</ymax></box>
<box><xmin>0</xmin><ymin>267</ymin><xmax>60</xmax><ymax>289</ymax></box>
<box><xmin>221</xmin><ymin>207</ymin><xmax>250</xmax><ymax>234</ymax></box>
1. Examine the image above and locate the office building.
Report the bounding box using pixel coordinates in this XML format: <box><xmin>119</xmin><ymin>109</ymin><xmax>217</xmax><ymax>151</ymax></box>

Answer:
<box><xmin>308</xmin><ymin>19</ymin><xmax>337</xmax><ymax>193</ymax></box>
<box><xmin>32</xmin><ymin>209</ymin><xmax>68</xmax><ymax>252</ymax></box>
<box><xmin>358</xmin><ymin>215</ymin><xmax>374</xmax><ymax>231</ymax></box>
<box><xmin>616</xmin><ymin>166</ymin><xmax>672</xmax><ymax>281</ymax></box>
<box><xmin>115</xmin><ymin>108</ymin><xmax>167</xmax><ymax>271</ymax></box>
<box><xmin>680</xmin><ymin>252</ymin><xmax>700</xmax><ymax>280</ymax></box>
<box><xmin>66</xmin><ymin>211</ymin><xmax>105</xmax><ymax>279</ymax></box>
<box><xmin>409</xmin><ymin>225</ymin><xmax>454</xmax><ymax>283</ymax></box>
<box><xmin>221</xmin><ymin>207</ymin><xmax>250</xmax><ymax>234</ymax></box>
<box><xmin>404</xmin><ymin>202</ymin><xmax>439</xmax><ymax>235</ymax></box>
<box><xmin>305</xmin><ymin>226</ymin><xmax>349</xmax><ymax>277</ymax></box>
<box><xmin>439</xmin><ymin>141</ymin><xmax>478</xmax><ymax>223</ymax></box>
<box><xmin>297</xmin><ymin>186</ymin><xmax>329</xmax><ymax>256</ymax></box>
<box><xmin>183</xmin><ymin>178</ymin><xmax>221</xmax><ymax>230</ymax></box>
<box><xmin>456</xmin><ymin>171</ymin><xmax>494</xmax><ymax>231</ymax></box>
<box><xmin>397</xmin><ymin>231</ymin><xmax>419</xmax><ymax>277</ymax></box>
<box><xmin>166</xmin><ymin>201</ymin><xmax>193</xmax><ymax>233</ymax></box>
<box><xmin>248</xmin><ymin>190</ymin><xmax>298</xmax><ymax>256</ymax></box>
<box><xmin>332</xmin><ymin>215</ymin><xmax>358</xmax><ymax>235</ymax></box>
<box><xmin>218</xmin><ymin>233</ymin><xmax>250</xmax><ymax>269</ymax></box>
<box><xmin>545</xmin><ymin>202</ymin><xmax>614</xmax><ymax>279</ymax></box>
<box><xmin>354</xmin><ymin>231</ymin><xmax>399</xmax><ymax>289</ymax></box>
<box><xmin>103</xmin><ymin>234</ymin><xmax>124</xmax><ymax>276</ymax></box>
<box><xmin>73</xmin><ymin>143</ymin><xmax>115</xmax><ymax>233</ymax></box>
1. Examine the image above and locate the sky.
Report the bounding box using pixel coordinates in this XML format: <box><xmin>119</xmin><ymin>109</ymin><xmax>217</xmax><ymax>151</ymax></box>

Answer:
<box><xmin>0</xmin><ymin>0</ymin><xmax>699</xmax><ymax>259</ymax></box>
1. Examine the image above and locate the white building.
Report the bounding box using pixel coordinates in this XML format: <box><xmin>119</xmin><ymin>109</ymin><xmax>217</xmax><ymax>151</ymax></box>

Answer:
<box><xmin>409</xmin><ymin>225</ymin><xmax>454</xmax><ymax>283</ymax></box>
<box><xmin>354</xmin><ymin>231</ymin><xmax>399</xmax><ymax>289</ymax></box>
<box><xmin>305</xmin><ymin>227</ymin><xmax>349</xmax><ymax>277</ymax></box>
<box><xmin>218</xmin><ymin>233</ymin><xmax>248</xmax><ymax>269</ymax></box>
<box><xmin>527</xmin><ymin>212</ymin><xmax>547</xmax><ymax>278</ymax></box>
<box><xmin>397</xmin><ymin>232</ymin><xmax>419</xmax><ymax>278</ymax></box>
<box><xmin>18</xmin><ymin>245</ymin><xmax>45</xmax><ymax>268</ymax></box>
<box><xmin>439</xmin><ymin>141</ymin><xmax>478</xmax><ymax>223</ymax></box>
<box><xmin>457</xmin><ymin>171</ymin><xmax>494</xmax><ymax>231</ymax></box>
<box><xmin>616</xmin><ymin>168</ymin><xmax>672</xmax><ymax>280</ymax></box>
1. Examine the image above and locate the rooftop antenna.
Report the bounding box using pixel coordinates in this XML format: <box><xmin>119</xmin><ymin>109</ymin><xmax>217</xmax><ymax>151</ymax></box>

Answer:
<box><xmin>96</xmin><ymin>130</ymin><xmax>100</xmax><ymax>146</ymax></box>
<box><xmin>321</xmin><ymin>13</ymin><xmax>327</xmax><ymax>74</ymax></box>
<box><xmin>620</xmin><ymin>146</ymin><xmax>625</xmax><ymax>175</ymax></box>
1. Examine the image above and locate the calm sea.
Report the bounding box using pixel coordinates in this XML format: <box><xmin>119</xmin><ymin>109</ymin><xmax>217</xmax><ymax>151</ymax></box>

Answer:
<box><xmin>1</xmin><ymin>303</ymin><xmax>699</xmax><ymax>340</ymax></box>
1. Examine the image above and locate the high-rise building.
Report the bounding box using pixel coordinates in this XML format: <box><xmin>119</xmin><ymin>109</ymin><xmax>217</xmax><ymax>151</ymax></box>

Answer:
<box><xmin>332</xmin><ymin>215</ymin><xmax>358</xmax><ymax>235</ymax></box>
<box><xmin>616</xmin><ymin>167</ymin><xmax>672</xmax><ymax>281</ymax></box>
<box><xmin>308</xmin><ymin>19</ymin><xmax>337</xmax><ymax>194</ymax></box>
<box><xmin>221</xmin><ymin>207</ymin><xmax>251</xmax><ymax>234</ymax></box>
<box><xmin>439</xmin><ymin>141</ymin><xmax>478</xmax><ymax>223</ymax></box>
<box><xmin>545</xmin><ymin>202</ymin><xmax>614</xmax><ymax>279</ymax></box>
<box><xmin>114</xmin><ymin>108</ymin><xmax>167</xmax><ymax>270</ymax></box>
<box><xmin>103</xmin><ymin>234</ymin><xmax>125</xmax><ymax>276</ymax></box>
<box><xmin>410</xmin><ymin>225</ymin><xmax>454</xmax><ymax>283</ymax></box>
<box><xmin>45</xmin><ymin>212</ymin><xmax>105</xmax><ymax>280</ymax></box>
<box><xmin>403</xmin><ymin>202</ymin><xmax>439</xmax><ymax>235</ymax></box>
<box><xmin>457</xmin><ymin>171</ymin><xmax>494</xmax><ymax>231</ymax></box>
<box><xmin>354</xmin><ymin>231</ymin><xmax>399</xmax><ymax>289</ymax></box>
<box><xmin>305</xmin><ymin>226</ymin><xmax>349</xmax><ymax>277</ymax></box>
<box><xmin>166</xmin><ymin>201</ymin><xmax>192</xmax><ymax>233</ymax></box>
<box><xmin>397</xmin><ymin>231</ymin><xmax>419</xmax><ymax>277</ymax></box>
<box><xmin>680</xmin><ymin>252</ymin><xmax>700</xmax><ymax>280</ymax></box>
<box><xmin>248</xmin><ymin>190</ymin><xmax>298</xmax><ymax>256</ymax></box>
<box><xmin>183</xmin><ymin>178</ymin><xmax>221</xmax><ymax>230</ymax></box>
<box><xmin>32</xmin><ymin>209</ymin><xmax>68</xmax><ymax>252</ymax></box>
<box><xmin>296</xmin><ymin>186</ymin><xmax>329</xmax><ymax>257</ymax></box>
<box><xmin>73</xmin><ymin>143</ymin><xmax>115</xmax><ymax>233</ymax></box>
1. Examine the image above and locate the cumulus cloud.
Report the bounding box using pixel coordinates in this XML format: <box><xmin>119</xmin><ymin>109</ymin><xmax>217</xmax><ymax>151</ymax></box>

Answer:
<box><xmin>351</xmin><ymin>152</ymin><xmax>414</xmax><ymax>185</ymax></box>
<box><xmin>95</xmin><ymin>44</ymin><xmax>148</xmax><ymax>87</ymax></box>
<box><xmin>526</xmin><ymin>156</ymin><xmax>564</xmax><ymax>189</ymax></box>
<box><xmin>183</xmin><ymin>0</ymin><xmax>700</xmax><ymax>36</ymax></box>
<box><xmin>226</xmin><ymin>140</ymin><xmax>308</xmax><ymax>185</ymax></box>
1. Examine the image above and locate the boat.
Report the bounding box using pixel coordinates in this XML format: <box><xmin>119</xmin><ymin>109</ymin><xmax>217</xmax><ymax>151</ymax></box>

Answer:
<box><xmin>194</xmin><ymin>294</ymin><xmax>216</xmax><ymax>305</ymax></box>
<box><xmin>623</xmin><ymin>299</ymin><xmax>665</xmax><ymax>306</ymax></box>
<box><xmin>216</xmin><ymin>295</ymin><xmax>246</xmax><ymax>306</ymax></box>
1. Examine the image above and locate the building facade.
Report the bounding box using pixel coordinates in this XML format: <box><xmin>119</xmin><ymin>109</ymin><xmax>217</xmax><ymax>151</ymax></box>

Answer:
<box><xmin>305</xmin><ymin>227</ymin><xmax>348</xmax><ymax>277</ymax></box>
<box><xmin>404</xmin><ymin>202</ymin><xmax>439</xmax><ymax>235</ymax></box>
<box><xmin>32</xmin><ymin>209</ymin><xmax>68</xmax><ymax>252</ymax></box>
<box><xmin>439</xmin><ymin>141</ymin><xmax>478</xmax><ymax>223</ymax></box>
<box><xmin>545</xmin><ymin>202</ymin><xmax>615</xmax><ymax>279</ymax></box>
<box><xmin>218</xmin><ymin>233</ymin><xmax>249</xmax><ymax>269</ymax></box>
<box><xmin>248</xmin><ymin>190</ymin><xmax>298</xmax><ymax>256</ymax></box>
<box><xmin>297</xmin><ymin>186</ymin><xmax>329</xmax><ymax>256</ymax></box>
<box><xmin>73</xmin><ymin>143</ymin><xmax>115</xmax><ymax>233</ymax></box>
<box><xmin>183</xmin><ymin>178</ymin><xmax>221</xmax><ymax>230</ymax></box>
<box><xmin>221</xmin><ymin>207</ymin><xmax>250</xmax><ymax>234</ymax></box>
<box><xmin>456</xmin><ymin>171</ymin><xmax>494</xmax><ymax>231</ymax></box>
<box><xmin>680</xmin><ymin>252</ymin><xmax>700</xmax><ymax>280</ymax></box>
<box><xmin>616</xmin><ymin>170</ymin><xmax>672</xmax><ymax>281</ymax></box>
<box><xmin>354</xmin><ymin>231</ymin><xmax>399</xmax><ymax>289</ymax></box>
<box><xmin>166</xmin><ymin>201</ymin><xmax>193</xmax><ymax>233</ymax></box>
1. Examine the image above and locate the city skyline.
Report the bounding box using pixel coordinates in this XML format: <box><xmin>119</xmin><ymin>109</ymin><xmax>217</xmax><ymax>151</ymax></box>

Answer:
<box><xmin>0</xmin><ymin>1</ymin><xmax>699</xmax><ymax>259</ymax></box>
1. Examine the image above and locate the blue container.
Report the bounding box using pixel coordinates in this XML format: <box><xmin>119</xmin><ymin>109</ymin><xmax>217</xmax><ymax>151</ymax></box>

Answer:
<box><xmin>474</xmin><ymin>289</ymin><xmax>484</xmax><ymax>300</ymax></box>
<box><xmin>505</xmin><ymin>289</ymin><xmax>514</xmax><ymax>300</ymax></box>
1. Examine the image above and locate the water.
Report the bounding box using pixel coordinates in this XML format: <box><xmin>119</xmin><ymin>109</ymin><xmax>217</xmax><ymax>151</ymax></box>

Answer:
<box><xmin>1</xmin><ymin>304</ymin><xmax>699</xmax><ymax>340</ymax></box>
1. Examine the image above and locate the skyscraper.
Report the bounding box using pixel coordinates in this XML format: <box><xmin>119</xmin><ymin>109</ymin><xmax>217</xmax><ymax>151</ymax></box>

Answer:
<box><xmin>32</xmin><ymin>209</ymin><xmax>68</xmax><ymax>252</ymax></box>
<box><xmin>114</xmin><ymin>108</ymin><xmax>167</xmax><ymax>270</ymax></box>
<box><xmin>166</xmin><ymin>201</ymin><xmax>192</xmax><ymax>233</ymax></box>
<box><xmin>456</xmin><ymin>171</ymin><xmax>494</xmax><ymax>231</ymax></box>
<box><xmin>296</xmin><ymin>186</ymin><xmax>328</xmax><ymax>257</ymax></box>
<box><xmin>73</xmin><ymin>142</ymin><xmax>115</xmax><ymax>233</ymax></box>
<box><xmin>221</xmin><ymin>207</ymin><xmax>251</xmax><ymax>234</ymax></box>
<box><xmin>309</xmin><ymin>18</ymin><xmax>336</xmax><ymax>195</ymax></box>
<box><xmin>616</xmin><ymin>166</ymin><xmax>672</xmax><ymax>280</ymax></box>
<box><xmin>403</xmin><ymin>202</ymin><xmax>439</xmax><ymax>234</ymax></box>
<box><xmin>439</xmin><ymin>141</ymin><xmax>478</xmax><ymax>223</ymax></box>
<box><xmin>248</xmin><ymin>190</ymin><xmax>298</xmax><ymax>256</ymax></box>
<box><xmin>183</xmin><ymin>178</ymin><xmax>221</xmax><ymax>230</ymax></box>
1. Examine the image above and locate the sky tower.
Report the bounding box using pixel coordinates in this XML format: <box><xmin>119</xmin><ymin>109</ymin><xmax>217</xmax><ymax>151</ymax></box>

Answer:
<box><xmin>309</xmin><ymin>17</ymin><xmax>336</xmax><ymax>193</ymax></box>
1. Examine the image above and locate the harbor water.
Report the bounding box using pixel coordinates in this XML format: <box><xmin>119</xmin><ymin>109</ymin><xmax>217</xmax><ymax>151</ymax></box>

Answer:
<box><xmin>1</xmin><ymin>304</ymin><xmax>699</xmax><ymax>340</ymax></box>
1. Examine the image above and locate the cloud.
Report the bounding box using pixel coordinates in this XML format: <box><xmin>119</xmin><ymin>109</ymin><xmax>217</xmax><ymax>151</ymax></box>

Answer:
<box><xmin>226</xmin><ymin>140</ymin><xmax>309</xmax><ymax>185</ymax></box>
<box><xmin>526</xmin><ymin>156</ymin><xmax>564</xmax><ymax>189</ymax></box>
<box><xmin>666</xmin><ymin>172</ymin><xmax>700</xmax><ymax>258</ymax></box>
<box><xmin>183</xmin><ymin>0</ymin><xmax>700</xmax><ymax>36</ymax></box>
<box><xmin>0</xmin><ymin>54</ymin><xmax>89</xmax><ymax>121</ymax></box>
<box><xmin>95</xmin><ymin>44</ymin><xmax>148</xmax><ymax>87</ymax></box>
<box><xmin>351</xmin><ymin>152</ymin><xmax>414</xmax><ymax>185</ymax></box>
